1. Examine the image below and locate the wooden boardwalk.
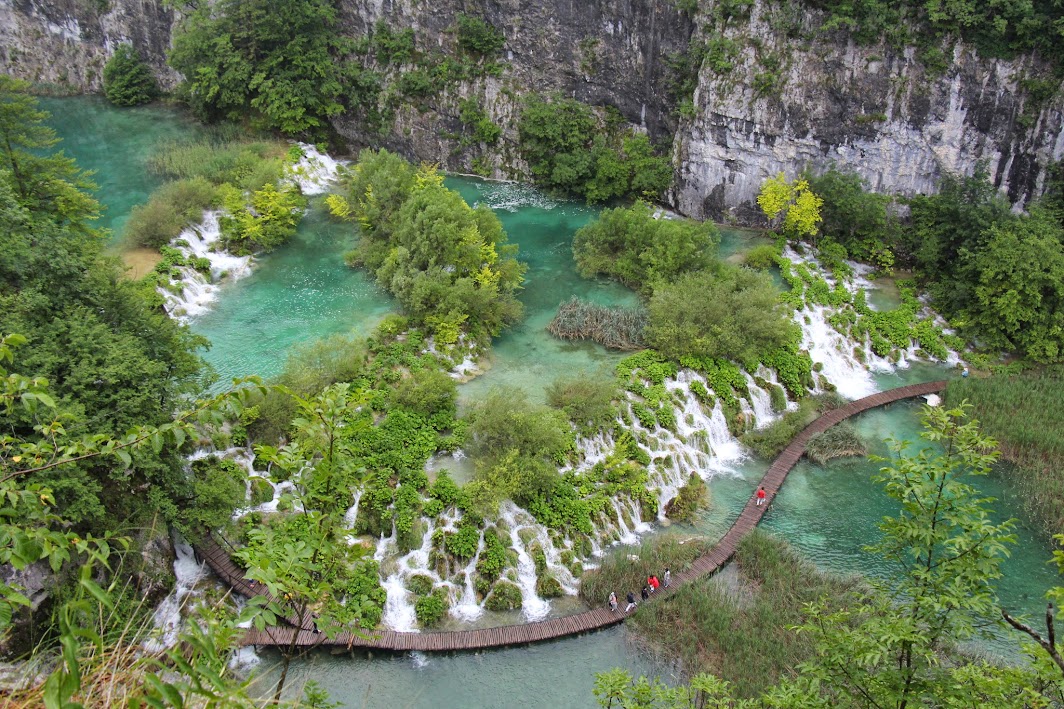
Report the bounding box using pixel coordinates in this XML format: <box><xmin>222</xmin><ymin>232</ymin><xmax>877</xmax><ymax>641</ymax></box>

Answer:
<box><xmin>216</xmin><ymin>380</ymin><xmax>946</xmax><ymax>651</ymax></box>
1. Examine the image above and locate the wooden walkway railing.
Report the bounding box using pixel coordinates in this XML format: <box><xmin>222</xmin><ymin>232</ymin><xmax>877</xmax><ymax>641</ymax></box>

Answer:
<box><xmin>218</xmin><ymin>380</ymin><xmax>946</xmax><ymax>651</ymax></box>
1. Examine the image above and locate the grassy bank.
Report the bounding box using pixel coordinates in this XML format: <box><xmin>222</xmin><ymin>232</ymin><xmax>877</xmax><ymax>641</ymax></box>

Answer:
<box><xmin>946</xmin><ymin>369</ymin><xmax>1064</xmax><ymax>536</ymax></box>
<box><xmin>578</xmin><ymin>535</ymin><xmax>709</xmax><ymax>608</ymax></box>
<box><xmin>602</xmin><ymin>530</ymin><xmax>860</xmax><ymax>697</ymax></box>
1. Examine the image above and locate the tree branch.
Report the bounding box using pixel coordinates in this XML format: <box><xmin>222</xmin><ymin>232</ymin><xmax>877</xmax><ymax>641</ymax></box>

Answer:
<box><xmin>1002</xmin><ymin>607</ymin><xmax>1064</xmax><ymax>676</ymax></box>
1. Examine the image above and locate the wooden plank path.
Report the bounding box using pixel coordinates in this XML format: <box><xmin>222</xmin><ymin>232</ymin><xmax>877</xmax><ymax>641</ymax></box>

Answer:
<box><xmin>215</xmin><ymin>381</ymin><xmax>946</xmax><ymax>651</ymax></box>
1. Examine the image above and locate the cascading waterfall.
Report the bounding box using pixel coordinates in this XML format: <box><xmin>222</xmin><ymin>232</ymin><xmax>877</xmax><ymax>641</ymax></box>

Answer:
<box><xmin>743</xmin><ymin>372</ymin><xmax>777</xmax><ymax>428</ymax></box>
<box><xmin>159</xmin><ymin>212</ymin><xmax>253</xmax><ymax>323</ymax></box>
<box><xmin>498</xmin><ymin>503</ymin><xmax>552</xmax><ymax>621</ymax></box>
<box><xmin>450</xmin><ymin>532</ymin><xmax>486</xmax><ymax>622</ymax></box>
<box><xmin>158</xmin><ymin>143</ymin><xmax>342</xmax><ymax>322</ymax></box>
<box><xmin>143</xmin><ymin>537</ymin><xmax>206</xmax><ymax>652</ymax></box>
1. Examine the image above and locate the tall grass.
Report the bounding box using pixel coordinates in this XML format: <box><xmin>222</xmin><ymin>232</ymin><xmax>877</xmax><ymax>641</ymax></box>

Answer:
<box><xmin>578</xmin><ymin>535</ymin><xmax>709</xmax><ymax>607</ymax></box>
<box><xmin>546</xmin><ymin>297</ymin><xmax>647</xmax><ymax>350</ymax></box>
<box><xmin>805</xmin><ymin>422</ymin><xmax>866</xmax><ymax>465</ymax></box>
<box><xmin>626</xmin><ymin>530</ymin><xmax>860</xmax><ymax>696</ymax></box>
<box><xmin>946</xmin><ymin>368</ymin><xmax>1064</xmax><ymax>535</ymax></box>
<box><xmin>148</xmin><ymin>132</ymin><xmax>289</xmax><ymax>191</ymax></box>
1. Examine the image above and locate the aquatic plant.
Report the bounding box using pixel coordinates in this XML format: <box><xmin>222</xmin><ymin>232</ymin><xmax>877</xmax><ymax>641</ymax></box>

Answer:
<box><xmin>664</xmin><ymin>472</ymin><xmax>709</xmax><ymax>522</ymax></box>
<box><xmin>804</xmin><ymin>422</ymin><xmax>866</xmax><ymax>465</ymax></box>
<box><xmin>546</xmin><ymin>297</ymin><xmax>647</xmax><ymax>350</ymax></box>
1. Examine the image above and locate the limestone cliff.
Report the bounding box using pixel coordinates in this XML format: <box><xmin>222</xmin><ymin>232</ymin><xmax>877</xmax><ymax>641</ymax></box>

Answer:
<box><xmin>1</xmin><ymin>0</ymin><xmax>1062</xmax><ymax>221</ymax></box>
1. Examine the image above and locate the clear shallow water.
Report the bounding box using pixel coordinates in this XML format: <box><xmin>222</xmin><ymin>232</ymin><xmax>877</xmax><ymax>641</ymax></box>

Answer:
<box><xmin>39</xmin><ymin>96</ymin><xmax>206</xmax><ymax>239</ymax></box>
<box><xmin>41</xmin><ymin>98</ymin><xmax>1060</xmax><ymax>704</ymax></box>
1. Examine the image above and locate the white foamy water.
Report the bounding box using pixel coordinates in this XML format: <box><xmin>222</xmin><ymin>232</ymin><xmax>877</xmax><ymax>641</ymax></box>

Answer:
<box><xmin>498</xmin><ymin>503</ymin><xmax>551</xmax><ymax>621</ymax></box>
<box><xmin>144</xmin><ymin>537</ymin><xmax>206</xmax><ymax>652</ymax></box>
<box><xmin>287</xmin><ymin>143</ymin><xmax>343</xmax><ymax>195</ymax></box>
<box><xmin>158</xmin><ymin>212</ymin><xmax>253</xmax><ymax>323</ymax></box>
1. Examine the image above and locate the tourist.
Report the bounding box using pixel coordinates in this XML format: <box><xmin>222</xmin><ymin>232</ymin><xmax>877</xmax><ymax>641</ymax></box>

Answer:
<box><xmin>646</xmin><ymin>575</ymin><xmax>656</xmax><ymax>594</ymax></box>
<box><xmin>649</xmin><ymin>575</ymin><xmax>660</xmax><ymax>591</ymax></box>
<box><xmin>641</xmin><ymin>585</ymin><xmax>650</xmax><ymax>601</ymax></box>
<box><xmin>663</xmin><ymin>567</ymin><xmax>671</xmax><ymax>588</ymax></box>
<box><xmin>608</xmin><ymin>591</ymin><xmax>618</xmax><ymax>612</ymax></box>
<box><xmin>756</xmin><ymin>486</ymin><xmax>767</xmax><ymax>506</ymax></box>
<box><xmin>625</xmin><ymin>591</ymin><xmax>637</xmax><ymax>613</ymax></box>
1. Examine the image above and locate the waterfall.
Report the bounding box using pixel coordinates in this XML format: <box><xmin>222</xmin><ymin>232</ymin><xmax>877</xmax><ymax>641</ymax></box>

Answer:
<box><xmin>158</xmin><ymin>212</ymin><xmax>253</xmax><ymax>323</ymax></box>
<box><xmin>799</xmin><ymin>303</ymin><xmax>881</xmax><ymax>400</ymax></box>
<box><xmin>342</xmin><ymin>488</ymin><xmax>364</xmax><ymax>545</ymax></box>
<box><xmin>143</xmin><ymin>537</ymin><xmax>206</xmax><ymax>652</ymax></box>
<box><xmin>609</xmin><ymin>497</ymin><xmax>640</xmax><ymax>546</ymax></box>
<box><xmin>380</xmin><ymin>574</ymin><xmax>418</xmax><ymax>633</ymax></box>
<box><xmin>743</xmin><ymin>373</ymin><xmax>777</xmax><ymax>428</ymax></box>
<box><xmin>287</xmin><ymin>143</ymin><xmax>342</xmax><ymax>195</ymax></box>
<box><xmin>450</xmin><ymin>532</ymin><xmax>486</xmax><ymax>622</ymax></box>
<box><xmin>498</xmin><ymin>503</ymin><xmax>550</xmax><ymax>621</ymax></box>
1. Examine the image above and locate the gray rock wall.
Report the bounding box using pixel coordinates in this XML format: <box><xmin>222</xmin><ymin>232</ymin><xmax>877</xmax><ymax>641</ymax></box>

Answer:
<box><xmin>1</xmin><ymin>0</ymin><xmax>1062</xmax><ymax>220</ymax></box>
<box><xmin>0</xmin><ymin>0</ymin><xmax>179</xmax><ymax>91</ymax></box>
<box><xmin>673</xmin><ymin>0</ymin><xmax>1064</xmax><ymax>220</ymax></box>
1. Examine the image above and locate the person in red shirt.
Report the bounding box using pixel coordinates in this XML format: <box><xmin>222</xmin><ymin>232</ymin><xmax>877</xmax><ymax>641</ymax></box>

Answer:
<box><xmin>649</xmin><ymin>575</ymin><xmax>660</xmax><ymax>591</ymax></box>
<box><xmin>756</xmin><ymin>486</ymin><xmax>767</xmax><ymax>506</ymax></box>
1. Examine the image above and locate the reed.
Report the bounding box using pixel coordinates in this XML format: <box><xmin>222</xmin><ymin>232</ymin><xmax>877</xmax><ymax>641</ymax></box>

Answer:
<box><xmin>578</xmin><ymin>535</ymin><xmax>709</xmax><ymax>608</ymax></box>
<box><xmin>626</xmin><ymin>530</ymin><xmax>860</xmax><ymax>696</ymax></box>
<box><xmin>546</xmin><ymin>297</ymin><xmax>647</xmax><ymax>350</ymax></box>
<box><xmin>805</xmin><ymin>422</ymin><xmax>866</xmax><ymax>465</ymax></box>
<box><xmin>946</xmin><ymin>369</ymin><xmax>1064</xmax><ymax>535</ymax></box>
<box><xmin>148</xmin><ymin>133</ymin><xmax>288</xmax><ymax>190</ymax></box>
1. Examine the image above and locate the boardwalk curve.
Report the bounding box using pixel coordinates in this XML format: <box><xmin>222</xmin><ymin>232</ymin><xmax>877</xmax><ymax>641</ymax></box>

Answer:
<box><xmin>211</xmin><ymin>381</ymin><xmax>946</xmax><ymax>651</ymax></box>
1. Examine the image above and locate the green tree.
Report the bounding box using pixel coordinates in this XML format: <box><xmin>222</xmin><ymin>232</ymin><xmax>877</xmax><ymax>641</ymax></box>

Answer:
<box><xmin>779</xmin><ymin>404</ymin><xmax>1044</xmax><ymax>707</ymax></box>
<box><xmin>807</xmin><ymin>168</ymin><xmax>897</xmax><ymax>272</ymax></box>
<box><xmin>962</xmin><ymin>210</ymin><xmax>1064</xmax><ymax>363</ymax></box>
<box><xmin>168</xmin><ymin>0</ymin><xmax>349</xmax><ymax>135</ymax></box>
<box><xmin>757</xmin><ymin>172</ymin><xmax>823</xmax><ymax>241</ymax></box>
<box><xmin>102</xmin><ymin>44</ymin><xmax>159</xmax><ymax>107</ymax></box>
<box><xmin>644</xmin><ymin>264</ymin><xmax>796</xmax><ymax>365</ymax></box>
<box><xmin>0</xmin><ymin>75</ymin><xmax>98</xmax><ymax>225</ymax></box>
<box><xmin>573</xmin><ymin>201</ymin><xmax>718</xmax><ymax>294</ymax></box>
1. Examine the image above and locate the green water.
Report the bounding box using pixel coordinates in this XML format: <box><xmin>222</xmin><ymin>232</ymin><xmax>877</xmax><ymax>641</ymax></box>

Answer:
<box><xmin>39</xmin><ymin>96</ymin><xmax>205</xmax><ymax>239</ymax></box>
<box><xmin>41</xmin><ymin>97</ymin><xmax>1060</xmax><ymax>706</ymax></box>
<box><xmin>253</xmin><ymin>626</ymin><xmax>668</xmax><ymax>707</ymax></box>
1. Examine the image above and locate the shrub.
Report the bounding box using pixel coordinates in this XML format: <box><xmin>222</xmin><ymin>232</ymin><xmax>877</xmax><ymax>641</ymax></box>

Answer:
<box><xmin>573</xmin><ymin>202</ymin><xmax>718</xmax><ymax>294</ymax></box>
<box><xmin>536</xmin><ymin>573</ymin><xmax>564</xmax><ymax>598</ymax></box>
<box><xmin>456</xmin><ymin>14</ymin><xmax>505</xmax><ymax>55</ymax></box>
<box><xmin>665</xmin><ymin>472</ymin><xmax>708</xmax><ymax>522</ymax></box>
<box><xmin>392</xmin><ymin>367</ymin><xmax>457</xmax><ymax>422</ymax></box>
<box><xmin>414</xmin><ymin>589</ymin><xmax>449</xmax><ymax>626</ymax></box>
<box><xmin>645</xmin><ymin>264</ymin><xmax>797</xmax><ymax>365</ymax></box>
<box><xmin>545</xmin><ymin>371</ymin><xmax>619</xmax><ymax>436</ymax></box>
<box><xmin>103</xmin><ymin>44</ymin><xmax>158</xmax><ymax>106</ymax></box>
<box><xmin>485</xmin><ymin>580</ymin><xmax>522</xmax><ymax>611</ymax></box>
<box><xmin>123</xmin><ymin>177</ymin><xmax>217</xmax><ymax>248</ymax></box>
<box><xmin>744</xmin><ymin>243</ymin><xmax>780</xmax><ymax>270</ymax></box>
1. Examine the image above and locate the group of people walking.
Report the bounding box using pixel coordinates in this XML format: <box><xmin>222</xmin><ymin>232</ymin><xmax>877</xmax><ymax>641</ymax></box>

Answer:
<box><xmin>608</xmin><ymin>568</ymin><xmax>671</xmax><ymax>614</ymax></box>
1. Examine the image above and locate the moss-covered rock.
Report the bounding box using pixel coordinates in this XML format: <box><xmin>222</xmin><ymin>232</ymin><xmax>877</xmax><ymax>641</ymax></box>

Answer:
<box><xmin>530</xmin><ymin>543</ymin><xmax>547</xmax><ymax>574</ymax></box>
<box><xmin>407</xmin><ymin>574</ymin><xmax>435</xmax><ymax>597</ymax></box>
<box><xmin>249</xmin><ymin>476</ymin><xmax>274</xmax><ymax>506</ymax></box>
<box><xmin>485</xmin><ymin>580</ymin><xmax>523</xmax><ymax>611</ymax></box>
<box><xmin>536</xmin><ymin>573</ymin><xmax>564</xmax><ymax>598</ymax></box>
<box><xmin>414</xmin><ymin>589</ymin><xmax>449</xmax><ymax>627</ymax></box>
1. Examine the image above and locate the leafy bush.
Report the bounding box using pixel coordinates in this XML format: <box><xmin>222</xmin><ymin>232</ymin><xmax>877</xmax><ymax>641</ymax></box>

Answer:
<box><xmin>665</xmin><ymin>472</ymin><xmax>708</xmax><ymax>522</ymax></box>
<box><xmin>103</xmin><ymin>44</ymin><xmax>158</xmax><ymax>106</ymax></box>
<box><xmin>573</xmin><ymin>202</ymin><xmax>719</xmax><ymax>294</ymax></box>
<box><xmin>546</xmin><ymin>372</ymin><xmax>619</xmax><ymax>436</ymax></box>
<box><xmin>123</xmin><ymin>177</ymin><xmax>217</xmax><ymax>249</ymax></box>
<box><xmin>218</xmin><ymin>183</ymin><xmax>305</xmax><ymax>254</ymax></box>
<box><xmin>342</xmin><ymin>151</ymin><xmax>526</xmax><ymax>342</ymax></box>
<box><xmin>485</xmin><ymin>580</ymin><xmax>522</xmax><ymax>611</ymax></box>
<box><xmin>743</xmin><ymin>243</ymin><xmax>780</xmax><ymax>270</ymax></box>
<box><xmin>414</xmin><ymin>589</ymin><xmax>449</xmax><ymax>627</ymax></box>
<box><xmin>645</xmin><ymin>264</ymin><xmax>797</xmax><ymax>365</ymax></box>
<box><xmin>391</xmin><ymin>367</ymin><xmax>457</xmax><ymax>422</ymax></box>
<box><xmin>456</xmin><ymin>14</ymin><xmax>505</xmax><ymax>55</ymax></box>
<box><xmin>517</xmin><ymin>94</ymin><xmax>672</xmax><ymax>202</ymax></box>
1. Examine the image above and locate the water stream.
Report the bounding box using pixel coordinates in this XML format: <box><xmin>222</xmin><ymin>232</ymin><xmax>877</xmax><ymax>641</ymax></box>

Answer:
<box><xmin>40</xmin><ymin>97</ymin><xmax>1061</xmax><ymax>707</ymax></box>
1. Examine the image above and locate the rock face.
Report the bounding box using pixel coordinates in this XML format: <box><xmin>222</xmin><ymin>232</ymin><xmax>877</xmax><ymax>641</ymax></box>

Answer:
<box><xmin>0</xmin><ymin>0</ymin><xmax>1062</xmax><ymax>219</ymax></box>
<box><xmin>673</xmin><ymin>0</ymin><xmax>1064</xmax><ymax>220</ymax></box>
<box><xmin>0</xmin><ymin>0</ymin><xmax>179</xmax><ymax>91</ymax></box>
